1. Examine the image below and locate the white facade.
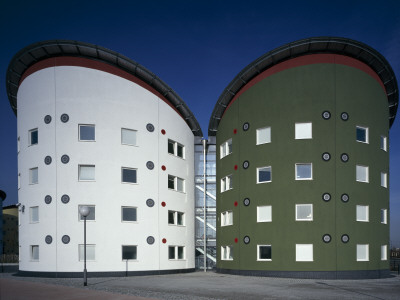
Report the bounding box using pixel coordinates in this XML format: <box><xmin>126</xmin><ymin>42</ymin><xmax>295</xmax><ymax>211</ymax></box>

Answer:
<box><xmin>17</xmin><ymin>63</ymin><xmax>195</xmax><ymax>273</ymax></box>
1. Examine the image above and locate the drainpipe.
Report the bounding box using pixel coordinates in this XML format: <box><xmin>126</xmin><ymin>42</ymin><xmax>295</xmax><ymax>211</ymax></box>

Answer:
<box><xmin>202</xmin><ymin>138</ymin><xmax>207</xmax><ymax>272</ymax></box>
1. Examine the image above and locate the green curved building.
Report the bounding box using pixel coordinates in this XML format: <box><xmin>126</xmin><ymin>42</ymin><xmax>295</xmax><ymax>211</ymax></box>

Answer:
<box><xmin>209</xmin><ymin>37</ymin><xmax>398</xmax><ymax>279</ymax></box>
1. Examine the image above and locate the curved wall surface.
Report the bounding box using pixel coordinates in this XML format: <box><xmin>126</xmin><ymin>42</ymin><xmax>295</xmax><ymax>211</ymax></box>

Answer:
<box><xmin>215</xmin><ymin>53</ymin><xmax>392</xmax><ymax>279</ymax></box>
<box><xmin>16</xmin><ymin>55</ymin><xmax>195</xmax><ymax>275</ymax></box>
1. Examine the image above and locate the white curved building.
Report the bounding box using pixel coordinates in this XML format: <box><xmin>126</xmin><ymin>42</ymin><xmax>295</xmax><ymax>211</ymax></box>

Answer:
<box><xmin>7</xmin><ymin>40</ymin><xmax>202</xmax><ymax>276</ymax></box>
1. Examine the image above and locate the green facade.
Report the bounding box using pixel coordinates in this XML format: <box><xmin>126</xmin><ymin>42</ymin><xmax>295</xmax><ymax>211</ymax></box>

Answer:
<box><xmin>216</xmin><ymin>59</ymin><xmax>390</xmax><ymax>277</ymax></box>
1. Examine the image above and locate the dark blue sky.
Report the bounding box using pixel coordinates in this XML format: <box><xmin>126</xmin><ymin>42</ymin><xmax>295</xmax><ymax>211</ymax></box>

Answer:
<box><xmin>1</xmin><ymin>0</ymin><xmax>400</xmax><ymax>245</ymax></box>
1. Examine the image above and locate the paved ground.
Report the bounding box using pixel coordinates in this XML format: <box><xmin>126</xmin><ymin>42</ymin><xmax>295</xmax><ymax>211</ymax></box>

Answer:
<box><xmin>1</xmin><ymin>271</ymin><xmax>400</xmax><ymax>299</ymax></box>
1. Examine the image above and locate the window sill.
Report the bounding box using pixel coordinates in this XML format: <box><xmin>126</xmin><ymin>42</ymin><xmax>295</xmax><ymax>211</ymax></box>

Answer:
<box><xmin>79</xmin><ymin>140</ymin><xmax>96</xmax><ymax>142</ymax></box>
<box><xmin>257</xmin><ymin>181</ymin><xmax>272</xmax><ymax>184</ymax></box>
<box><xmin>257</xmin><ymin>259</ymin><xmax>272</xmax><ymax>261</ymax></box>
<box><xmin>79</xmin><ymin>180</ymin><xmax>96</xmax><ymax>182</ymax></box>
<box><xmin>295</xmin><ymin>178</ymin><xmax>313</xmax><ymax>181</ymax></box>
<box><xmin>121</xmin><ymin>143</ymin><xmax>138</xmax><ymax>147</ymax></box>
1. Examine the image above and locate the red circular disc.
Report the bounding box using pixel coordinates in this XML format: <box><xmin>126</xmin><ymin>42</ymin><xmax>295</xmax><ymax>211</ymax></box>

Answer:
<box><xmin>161</xmin><ymin>202</ymin><xmax>166</xmax><ymax>207</ymax></box>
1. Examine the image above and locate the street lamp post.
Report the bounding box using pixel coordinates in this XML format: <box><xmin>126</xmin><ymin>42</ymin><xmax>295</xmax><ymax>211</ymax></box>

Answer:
<box><xmin>79</xmin><ymin>206</ymin><xmax>90</xmax><ymax>286</ymax></box>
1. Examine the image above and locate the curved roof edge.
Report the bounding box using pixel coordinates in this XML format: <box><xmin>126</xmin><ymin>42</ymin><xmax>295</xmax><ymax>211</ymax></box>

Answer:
<box><xmin>6</xmin><ymin>40</ymin><xmax>203</xmax><ymax>137</ymax></box>
<box><xmin>208</xmin><ymin>36</ymin><xmax>398</xmax><ymax>136</ymax></box>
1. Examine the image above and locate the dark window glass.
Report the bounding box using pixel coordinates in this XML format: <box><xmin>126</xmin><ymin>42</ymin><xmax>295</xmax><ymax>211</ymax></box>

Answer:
<box><xmin>168</xmin><ymin>246</ymin><xmax>175</xmax><ymax>259</ymax></box>
<box><xmin>168</xmin><ymin>175</ymin><xmax>175</xmax><ymax>189</ymax></box>
<box><xmin>177</xmin><ymin>144</ymin><xmax>184</xmax><ymax>158</ymax></box>
<box><xmin>259</xmin><ymin>246</ymin><xmax>272</xmax><ymax>260</ymax></box>
<box><xmin>122</xmin><ymin>168</ymin><xmax>137</xmax><ymax>183</ymax></box>
<box><xmin>259</xmin><ymin>168</ymin><xmax>271</xmax><ymax>182</ymax></box>
<box><xmin>168</xmin><ymin>140</ymin><xmax>174</xmax><ymax>154</ymax></box>
<box><xmin>31</xmin><ymin>130</ymin><xmax>38</xmax><ymax>145</ymax></box>
<box><xmin>122</xmin><ymin>207</ymin><xmax>137</xmax><ymax>221</ymax></box>
<box><xmin>178</xmin><ymin>246</ymin><xmax>184</xmax><ymax>259</ymax></box>
<box><xmin>177</xmin><ymin>212</ymin><xmax>184</xmax><ymax>225</ymax></box>
<box><xmin>356</xmin><ymin>127</ymin><xmax>366</xmax><ymax>142</ymax></box>
<box><xmin>122</xmin><ymin>246</ymin><xmax>137</xmax><ymax>260</ymax></box>
<box><xmin>168</xmin><ymin>211</ymin><xmax>175</xmax><ymax>224</ymax></box>
<box><xmin>79</xmin><ymin>125</ymin><xmax>95</xmax><ymax>141</ymax></box>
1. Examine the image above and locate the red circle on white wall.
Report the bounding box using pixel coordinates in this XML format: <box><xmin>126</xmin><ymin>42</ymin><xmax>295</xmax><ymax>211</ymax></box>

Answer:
<box><xmin>161</xmin><ymin>129</ymin><xmax>166</xmax><ymax>135</ymax></box>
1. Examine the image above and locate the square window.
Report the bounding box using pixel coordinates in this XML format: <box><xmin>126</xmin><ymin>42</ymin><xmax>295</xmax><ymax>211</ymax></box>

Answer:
<box><xmin>168</xmin><ymin>139</ymin><xmax>185</xmax><ymax>158</ymax></box>
<box><xmin>220</xmin><ymin>139</ymin><xmax>232</xmax><ymax>158</ymax></box>
<box><xmin>122</xmin><ymin>168</ymin><xmax>137</xmax><ymax>183</ymax></box>
<box><xmin>296</xmin><ymin>244</ymin><xmax>313</xmax><ymax>261</ymax></box>
<box><xmin>31</xmin><ymin>245</ymin><xmax>39</xmax><ymax>261</ymax></box>
<box><xmin>381</xmin><ymin>136</ymin><xmax>387</xmax><ymax>151</ymax></box>
<box><xmin>356</xmin><ymin>205</ymin><xmax>369</xmax><ymax>222</ymax></box>
<box><xmin>168</xmin><ymin>246</ymin><xmax>185</xmax><ymax>260</ymax></box>
<box><xmin>357</xmin><ymin>244</ymin><xmax>369</xmax><ymax>261</ymax></box>
<box><xmin>79</xmin><ymin>125</ymin><xmax>95</xmax><ymax>141</ymax></box>
<box><xmin>122</xmin><ymin>245</ymin><xmax>137</xmax><ymax>260</ymax></box>
<box><xmin>296</xmin><ymin>204</ymin><xmax>313</xmax><ymax>221</ymax></box>
<box><xmin>258</xmin><ymin>245</ymin><xmax>272</xmax><ymax>261</ymax></box>
<box><xmin>79</xmin><ymin>165</ymin><xmax>95</xmax><ymax>181</ymax></box>
<box><xmin>29</xmin><ymin>167</ymin><xmax>38</xmax><ymax>184</ymax></box>
<box><xmin>356</xmin><ymin>165</ymin><xmax>369</xmax><ymax>183</ymax></box>
<box><xmin>168</xmin><ymin>211</ymin><xmax>185</xmax><ymax>226</ymax></box>
<box><xmin>257</xmin><ymin>206</ymin><xmax>272</xmax><ymax>222</ymax></box>
<box><xmin>221</xmin><ymin>211</ymin><xmax>233</xmax><ymax>226</ymax></box>
<box><xmin>295</xmin><ymin>163</ymin><xmax>312</xmax><ymax>180</ymax></box>
<box><xmin>79</xmin><ymin>205</ymin><xmax>95</xmax><ymax>221</ymax></box>
<box><xmin>30</xmin><ymin>206</ymin><xmax>39</xmax><ymax>223</ymax></box>
<box><xmin>79</xmin><ymin>244</ymin><xmax>95</xmax><ymax>261</ymax></box>
<box><xmin>257</xmin><ymin>166</ymin><xmax>272</xmax><ymax>183</ymax></box>
<box><xmin>381</xmin><ymin>172</ymin><xmax>387</xmax><ymax>188</ymax></box>
<box><xmin>381</xmin><ymin>245</ymin><xmax>387</xmax><ymax>260</ymax></box>
<box><xmin>121</xmin><ymin>128</ymin><xmax>137</xmax><ymax>146</ymax></box>
<box><xmin>257</xmin><ymin>127</ymin><xmax>271</xmax><ymax>145</ymax></box>
<box><xmin>295</xmin><ymin>123</ymin><xmax>312</xmax><ymax>139</ymax></box>
<box><xmin>356</xmin><ymin>126</ymin><xmax>368</xmax><ymax>143</ymax></box>
<box><xmin>221</xmin><ymin>175</ymin><xmax>233</xmax><ymax>192</ymax></box>
<box><xmin>381</xmin><ymin>209</ymin><xmax>387</xmax><ymax>224</ymax></box>
<box><xmin>122</xmin><ymin>207</ymin><xmax>137</xmax><ymax>222</ymax></box>
<box><xmin>29</xmin><ymin>129</ymin><xmax>38</xmax><ymax>145</ymax></box>
<box><xmin>221</xmin><ymin>245</ymin><xmax>233</xmax><ymax>260</ymax></box>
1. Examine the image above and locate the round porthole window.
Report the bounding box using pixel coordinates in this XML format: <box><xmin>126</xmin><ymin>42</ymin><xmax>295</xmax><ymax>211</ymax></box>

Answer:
<box><xmin>341</xmin><ymin>153</ymin><xmax>349</xmax><ymax>162</ymax></box>
<box><xmin>341</xmin><ymin>112</ymin><xmax>349</xmax><ymax>121</ymax></box>
<box><xmin>146</xmin><ymin>123</ymin><xmax>155</xmax><ymax>132</ymax></box>
<box><xmin>146</xmin><ymin>199</ymin><xmax>155</xmax><ymax>207</ymax></box>
<box><xmin>146</xmin><ymin>161</ymin><xmax>154</xmax><ymax>170</ymax></box>
<box><xmin>322</xmin><ymin>152</ymin><xmax>331</xmax><ymax>161</ymax></box>
<box><xmin>61</xmin><ymin>155</ymin><xmax>70</xmax><ymax>164</ymax></box>
<box><xmin>60</xmin><ymin>114</ymin><xmax>69</xmax><ymax>123</ymax></box>
<box><xmin>243</xmin><ymin>161</ymin><xmax>249</xmax><ymax>169</ymax></box>
<box><xmin>44</xmin><ymin>195</ymin><xmax>52</xmax><ymax>204</ymax></box>
<box><xmin>323</xmin><ymin>234</ymin><xmax>331</xmax><ymax>243</ymax></box>
<box><xmin>61</xmin><ymin>194</ymin><xmax>70</xmax><ymax>204</ymax></box>
<box><xmin>322</xmin><ymin>111</ymin><xmax>331</xmax><ymax>120</ymax></box>
<box><xmin>44</xmin><ymin>115</ymin><xmax>52</xmax><ymax>124</ymax></box>
<box><xmin>341</xmin><ymin>234</ymin><xmax>349</xmax><ymax>243</ymax></box>
<box><xmin>147</xmin><ymin>236</ymin><xmax>155</xmax><ymax>245</ymax></box>
<box><xmin>243</xmin><ymin>198</ymin><xmax>250</xmax><ymax>206</ymax></box>
<box><xmin>322</xmin><ymin>193</ymin><xmax>331</xmax><ymax>202</ymax></box>
<box><xmin>243</xmin><ymin>122</ymin><xmax>250</xmax><ymax>131</ymax></box>
<box><xmin>44</xmin><ymin>156</ymin><xmax>52</xmax><ymax>165</ymax></box>
<box><xmin>45</xmin><ymin>235</ymin><xmax>53</xmax><ymax>244</ymax></box>
<box><xmin>243</xmin><ymin>236</ymin><xmax>250</xmax><ymax>244</ymax></box>
<box><xmin>62</xmin><ymin>235</ymin><xmax>70</xmax><ymax>244</ymax></box>
<box><xmin>341</xmin><ymin>193</ymin><xmax>349</xmax><ymax>203</ymax></box>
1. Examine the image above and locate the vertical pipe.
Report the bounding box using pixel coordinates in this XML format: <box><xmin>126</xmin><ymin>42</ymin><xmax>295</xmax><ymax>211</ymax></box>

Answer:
<box><xmin>84</xmin><ymin>216</ymin><xmax>87</xmax><ymax>286</ymax></box>
<box><xmin>202</xmin><ymin>139</ymin><xmax>207</xmax><ymax>272</ymax></box>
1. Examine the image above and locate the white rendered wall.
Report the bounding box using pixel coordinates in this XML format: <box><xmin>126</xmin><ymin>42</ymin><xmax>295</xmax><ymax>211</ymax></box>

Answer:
<box><xmin>17</xmin><ymin>65</ymin><xmax>195</xmax><ymax>273</ymax></box>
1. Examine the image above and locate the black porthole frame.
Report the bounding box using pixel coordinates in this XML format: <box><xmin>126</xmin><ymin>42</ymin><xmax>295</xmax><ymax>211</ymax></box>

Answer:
<box><xmin>322</xmin><ymin>234</ymin><xmax>331</xmax><ymax>243</ymax></box>
<box><xmin>322</xmin><ymin>111</ymin><xmax>331</xmax><ymax>120</ymax></box>
<box><xmin>243</xmin><ymin>198</ymin><xmax>250</xmax><ymax>206</ymax></box>
<box><xmin>341</xmin><ymin>234</ymin><xmax>350</xmax><ymax>243</ymax></box>
<box><xmin>243</xmin><ymin>236</ymin><xmax>250</xmax><ymax>244</ymax></box>
<box><xmin>44</xmin><ymin>156</ymin><xmax>52</xmax><ymax>165</ymax></box>
<box><xmin>341</xmin><ymin>112</ymin><xmax>349</xmax><ymax>121</ymax></box>
<box><xmin>60</xmin><ymin>113</ymin><xmax>69</xmax><ymax>123</ymax></box>
<box><xmin>322</xmin><ymin>193</ymin><xmax>331</xmax><ymax>202</ymax></box>
<box><xmin>45</xmin><ymin>235</ymin><xmax>53</xmax><ymax>244</ymax></box>
<box><xmin>146</xmin><ymin>123</ymin><xmax>155</xmax><ymax>132</ymax></box>
<box><xmin>44</xmin><ymin>115</ymin><xmax>52</xmax><ymax>124</ymax></box>
<box><xmin>341</xmin><ymin>153</ymin><xmax>349</xmax><ymax>162</ymax></box>
<box><xmin>146</xmin><ymin>161</ymin><xmax>154</xmax><ymax>170</ymax></box>
<box><xmin>243</xmin><ymin>160</ymin><xmax>249</xmax><ymax>169</ymax></box>
<box><xmin>322</xmin><ymin>152</ymin><xmax>331</xmax><ymax>161</ymax></box>
<box><xmin>61</xmin><ymin>194</ymin><xmax>70</xmax><ymax>204</ymax></box>
<box><xmin>243</xmin><ymin>122</ymin><xmax>250</xmax><ymax>131</ymax></box>
<box><xmin>147</xmin><ymin>236</ymin><xmax>155</xmax><ymax>245</ymax></box>
<box><xmin>341</xmin><ymin>193</ymin><xmax>349</xmax><ymax>203</ymax></box>
<box><xmin>61</xmin><ymin>235</ymin><xmax>70</xmax><ymax>244</ymax></box>
<box><xmin>146</xmin><ymin>199</ymin><xmax>155</xmax><ymax>207</ymax></box>
<box><xmin>45</xmin><ymin>195</ymin><xmax>52</xmax><ymax>204</ymax></box>
<box><xmin>61</xmin><ymin>155</ymin><xmax>70</xmax><ymax>164</ymax></box>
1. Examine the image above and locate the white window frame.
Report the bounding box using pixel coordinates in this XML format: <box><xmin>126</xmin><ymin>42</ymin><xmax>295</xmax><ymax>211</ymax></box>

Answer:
<box><xmin>220</xmin><ymin>138</ymin><xmax>232</xmax><ymax>159</ymax></box>
<box><xmin>121</xmin><ymin>206</ymin><xmax>137</xmax><ymax>222</ymax></box>
<box><xmin>295</xmin><ymin>163</ymin><xmax>313</xmax><ymax>180</ymax></box>
<box><xmin>122</xmin><ymin>245</ymin><xmax>137</xmax><ymax>261</ymax></box>
<box><xmin>221</xmin><ymin>211</ymin><xmax>233</xmax><ymax>226</ymax></box>
<box><xmin>168</xmin><ymin>139</ymin><xmax>185</xmax><ymax>159</ymax></box>
<box><xmin>168</xmin><ymin>210</ymin><xmax>185</xmax><ymax>226</ymax></box>
<box><xmin>256</xmin><ymin>127</ymin><xmax>271</xmax><ymax>145</ymax></box>
<box><xmin>381</xmin><ymin>209</ymin><xmax>387</xmax><ymax>224</ymax></box>
<box><xmin>221</xmin><ymin>245</ymin><xmax>233</xmax><ymax>261</ymax></box>
<box><xmin>121</xmin><ymin>167</ymin><xmax>137</xmax><ymax>184</ymax></box>
<box><xmin>381</xmin><ymin>172</ymin><xmax>387</xmax><ymax>188</ymax></box>
<box><xmin>257</xmin><ymin>206</ymin><xmax>272</xmax><ymax>222</ymax></box>
<box><xmin>168</xmin><ymin>246</ymin><xmax>185</xmax><ymax>260</ymax></box>
<box><xmin>121</xmin><ymin>128</ymin><xmax>137</xmax><ymax>146</ymax></box>
<box><xmin>381</xmin><ymin>136</ymin><xmax>387</xmax><ymax>151</ymax></box>
<box><xmin>29</xmin><ymin>128</ymin><xmax>38</xmax><ymax>146</ymax></box>
<box><xmin>221</xmin><ymin>175</ymin><xmax>233</xmax><ymax>192</ymax></box>
<box><xmin>257</xmin><ymin>166</ymin><xmax>272</xmax><ymax>183</ymax></box>
<box><xmin>356</xmin><ymin>126</ymin><xmax>369</xmax><ymax>143</ymax></box>
<box><xmin>296</xmin><ymin>244</ymin><xmax>313</xmax><ymax>262</ymax></box>
<box><xmin>295</xmin><ymin>122</ymin><xmax>312</xmax><ymax>139</ymax></box>
<box><xmin>78</xmin><ymin>205</ymin><xmax>95</xmax><ymax>221</ymax></box>
<box><xmin>381</xmin><ymin>245</ymin><xmax>387</xmax><ymax>261</ymax></box>
<box><xmin>356</xmin><ymin>244</ymin><xmax>369</xmax><ymax>261</ymax></box>
<box><xmin>79</xmin><ymin>244</ymin><xmax>95</xmax><ymax>261</ymax></box>
<box><xmin>356</xmin><ymin>205</ymin><xmax>369</xmax><ymax>222</ymax></box>
<box><xmin>79</xmin><ymin>165</ymin><xmax>95</xmax><ymax>181</ymax></box>
<box><xmin>257</xmin><ymin>245</ymin><xmax>272</xmax><ymax>261</ymax></box>
<box><xmin>29</xmin><ymin>206</ymin><xmax>39</xmax><ymax>223</ymax></box>
<box><xmin>29</xmin><ymin>167</ymin><xmax>38</xmax><ymax>184</ymax></box>
<box><xmin>168</xmin><ymin>175</ymin><xmax>185</xmax><ymax>192</ymax></box>
<box><xmin>78</xmin><ymin>124</ymin><xmax>95</xmax><ymax>141</ymax></box>
<box><xmin>356</xmin><ymin>165</ymin><xmax>369</xmax><ymax>183</ymax></box>
<box><xmin>295</xmin><ymin>204</ymin><xmax>313</xmax><ymax>221</ymax></box>
<box><xmin>30</xmin><ymin>245</ymin><xmax>39</xmax><ymax>261</ymax></box>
